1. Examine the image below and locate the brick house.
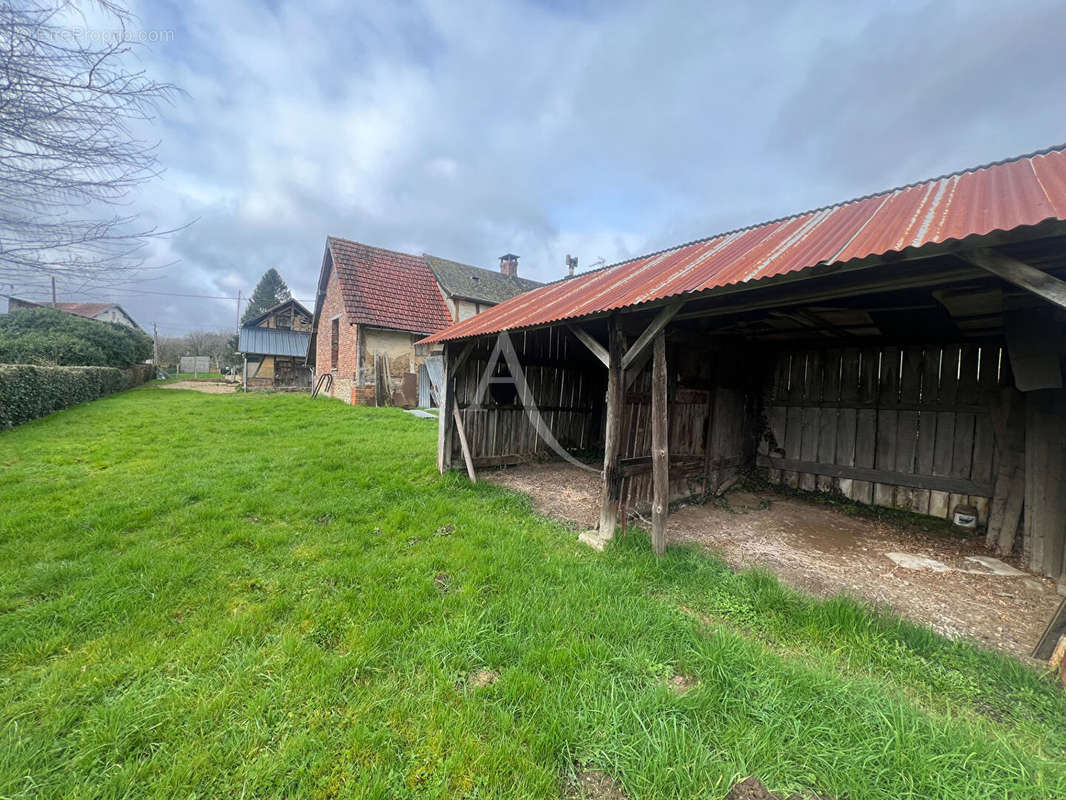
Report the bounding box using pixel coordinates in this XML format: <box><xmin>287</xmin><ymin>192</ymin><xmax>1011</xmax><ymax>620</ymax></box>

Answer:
<box><xmin>310</xmin><ymin>236</ymin><xmax>540</xmax><ymax>406</ymax></box>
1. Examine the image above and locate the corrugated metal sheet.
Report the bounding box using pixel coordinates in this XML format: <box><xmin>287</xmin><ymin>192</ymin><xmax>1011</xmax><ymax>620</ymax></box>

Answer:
<box><xmin>423</xmin><ymin>144</ymin><xmax>1066</xmax><ymax>343</ymax></box>
<box><xmin>238</xmin><ymin>326</ymin><xmax>311</xmax><ymax>357</ymax></box>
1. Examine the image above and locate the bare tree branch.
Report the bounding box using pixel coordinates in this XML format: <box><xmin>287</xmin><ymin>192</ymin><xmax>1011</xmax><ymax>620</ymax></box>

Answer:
<box><xmin>0</xmin><ymin>0</ymin><xmax>181</xmax><ymax>285</ymax></box>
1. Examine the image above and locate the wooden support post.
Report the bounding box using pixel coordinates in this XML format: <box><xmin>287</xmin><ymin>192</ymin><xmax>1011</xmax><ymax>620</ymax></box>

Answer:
<box><xmin>1024</xmin><ymin>389</ymin><xmax>1066</xmax><ymax>577</ymax></box>
<box><xmin>452</xmin><ymin>405</ymin><xmax>476</xmax><ymax>482</ymax></box>
<box><xmin>650</xmin><ymin>330</ymin><xmax>669</xmax><ymax>556</ymax></box>
<box><xmin>437</xmin><ymin>344</ymin><xmax>455</xmax><ymax>474</ymax></box>
<box><xmin>986</xmin><ymin>388</ymin><xmax>1026</xmax><ymax>554</ymax></box>
<box><xmin>594</xmin><ymin>318</ymin><xmax>625</xmax><ymax>543</ymax></box>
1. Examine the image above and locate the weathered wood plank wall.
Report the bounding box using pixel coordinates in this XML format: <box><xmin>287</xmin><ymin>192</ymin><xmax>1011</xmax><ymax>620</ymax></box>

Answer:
<box><xmin>450</xmin><ymin>327</ymin><xmax>604</xmax><ymax>467</ymax></box>
<box><xmin>758</xmin><ymin>343</ymin><xmax>1006</xmax><ymax>523</ymax></box>
<box><xmin>617</xmin><ymin>346</ymin><xmax>749</xmax><ymax>513</ymax></box>
<box><xmin>449</xmin><ymin>331</ymin><xmax>752</xmax><ymax>514</ymax></box>
<box><xmin>618</xmin><ymin>379</ymin><xmax>710</xmax><ymax>511</ymax></box>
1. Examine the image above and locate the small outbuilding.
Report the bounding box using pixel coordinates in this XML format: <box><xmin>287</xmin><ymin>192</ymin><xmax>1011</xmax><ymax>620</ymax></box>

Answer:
<box><xmin>238</xmin><ymin>299</ymin><xmax>313</xmax><ymax>390</ymax></box>
<box><xmin>422</xmin><ymin>144</ymin><xmax>1066</xmax><ymax>582</ymax></box>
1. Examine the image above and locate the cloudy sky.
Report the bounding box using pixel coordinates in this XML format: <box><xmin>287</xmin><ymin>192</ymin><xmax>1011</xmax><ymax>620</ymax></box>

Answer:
<box><xmin>15</xmin><ymin>0</ymin><xmax>1066</xmax><ymax>335</ymax></box>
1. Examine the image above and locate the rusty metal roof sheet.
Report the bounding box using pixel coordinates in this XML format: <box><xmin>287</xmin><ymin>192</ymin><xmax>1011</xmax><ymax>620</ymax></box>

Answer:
<box><xmin>422</xmin><ymin>144</ymin><xmax>1066</xmax><ymax>343</ymax></box>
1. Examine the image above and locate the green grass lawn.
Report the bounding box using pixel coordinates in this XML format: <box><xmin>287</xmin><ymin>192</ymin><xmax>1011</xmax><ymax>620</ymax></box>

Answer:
<box><xmin>1</xmin><ymin>388</ymin><xmax>1065</xmax><ymax>799</ymax></box>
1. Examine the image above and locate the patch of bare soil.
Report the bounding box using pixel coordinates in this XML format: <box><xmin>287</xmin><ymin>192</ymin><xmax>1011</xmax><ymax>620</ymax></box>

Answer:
<box><xmin>484</xmin><ymin>464</ymin><xmax>1062</xmax><ymax>659</ymax></box>
<box><xmin>563</xmin><ymin>768</ymin><xmax>630</xmax><ymax>800</ymax></box>
<box><xmin>667</xmin><ymin>673</ymin><xmax>699</xmax><ymax>694</ymax></box>
<box><xmin>725</xmin><ymin>776</ymin><xmax>830</xmax><ymax>800</ymax></box>
<box><xmin>465</xmin><ymin>669</ymin><xmax>499</xmax><ymax>689</ymax></box>
<box><xmin>158</xmin><ymin>381</ymin><xmax>236</xmax><ymax>394</ymax></box>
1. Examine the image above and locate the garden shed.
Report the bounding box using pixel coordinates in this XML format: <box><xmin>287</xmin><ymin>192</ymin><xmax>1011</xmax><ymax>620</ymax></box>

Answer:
<box><xmin>422</xmin><ymin>145</ymin><xmax>1066</xmax><ymax>581</ymax></box>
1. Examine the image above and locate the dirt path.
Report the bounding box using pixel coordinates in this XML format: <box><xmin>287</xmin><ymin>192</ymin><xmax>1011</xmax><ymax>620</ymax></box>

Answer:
<box><xmin>487</xmin><ymin>463</ymin><xmax>1063</xmax><ymax>659</ymax></box>
<box><xmin>158</xmin><ymin>381</ymin><xmax>237</xmax><ymax>394</ymax></box>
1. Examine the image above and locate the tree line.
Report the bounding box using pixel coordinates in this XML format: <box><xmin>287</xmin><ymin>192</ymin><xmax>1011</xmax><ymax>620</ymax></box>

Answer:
<box><xmin>155</xmin><ymin>330</ymin><xmax>240</xmax><ymax>370</ymax></box>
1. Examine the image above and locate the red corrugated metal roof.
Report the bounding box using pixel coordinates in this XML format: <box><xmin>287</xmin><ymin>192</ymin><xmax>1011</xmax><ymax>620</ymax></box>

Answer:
<box><xmin>423</xmin><ymin>144</ymin><xmax>1066</xmax><ymax>343</ymax></box>
<box><xmin>328</xmin><ymin>237</ymin><xmax>453</xmax><ymax>334</ymax></box>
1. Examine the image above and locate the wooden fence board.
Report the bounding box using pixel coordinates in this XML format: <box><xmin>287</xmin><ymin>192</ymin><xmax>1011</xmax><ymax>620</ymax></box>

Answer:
<box><xmin>874</xmin><ymin>346</ymin><xmax>900</xmax><ymax>507</ymax></box>
<box><xmin>783</xmin><ymin>352</ymin><xmax>806</xmax><ymax>488</ymax></box>
<box><xmin>848</xmin><ymin>349</ymin><xmax>874</xmax><ymax>504</ymax></box>
<box><xmin>799</xmin><ymin>350</ymin><xmax>823</xmax><ymax>491</ymax></box>
<box><xmin>912</xmin><ymin>346</ymin><xmax>940</xmax><ymax>515</ymax></box>
<box><xmin>816</xmin><ymin>349</ymin><xmax>841</xmax><ymax>492</ymax></box>
<box><xmin>894</xmin><ymin>347</ymin><xmax>923</xmax><ymax>510</ymax></box>
<box><xmin>836</xmin><ymin>347</ymin><xmax>860</xmax><ymax>498</ymax></box>
<box><xmin>950</xmin><ymin>345</ymin><xmax>980</xmax><ymax>483</ymax></box>
<box><xmin>766</xmin><ymin>354</ymin><xmax>790</xmax><ymax>484</ymax></box>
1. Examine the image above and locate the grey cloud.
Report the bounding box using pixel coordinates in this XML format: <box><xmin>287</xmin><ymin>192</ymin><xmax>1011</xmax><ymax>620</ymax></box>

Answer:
<box><xmin>55</xmin><ymin>0</ymin><xmax>1066</xmax><ymax>334</ymax></box>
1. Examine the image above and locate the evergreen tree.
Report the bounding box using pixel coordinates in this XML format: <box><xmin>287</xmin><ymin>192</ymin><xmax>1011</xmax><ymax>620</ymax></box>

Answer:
<box><xmin>241</xmin><ymin>269</ymin><xmax>292</xmax><ymax>324</ymax></box>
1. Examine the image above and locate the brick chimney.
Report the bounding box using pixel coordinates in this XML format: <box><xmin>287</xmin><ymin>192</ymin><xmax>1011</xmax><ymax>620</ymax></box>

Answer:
<box><xmin>499</xmin><ymin>253</ymin><xmax>519</xmax><ymax>277</ymax></box>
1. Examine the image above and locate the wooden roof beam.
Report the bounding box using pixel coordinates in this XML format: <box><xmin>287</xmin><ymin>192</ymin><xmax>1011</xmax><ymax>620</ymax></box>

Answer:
<box><xmin>566</xmin><ymin>324</ymin><xmax>609</xmax><ymax>368</ymax></box>
<box><xmin>963</xmin><ymin>248</ymin><xmax>1066</xmax><ymax>311</ymax></box>
<box><xmin>621</xmin><ymin>300</ymin><xmax>684</xmax><ymax>370</ymax></box>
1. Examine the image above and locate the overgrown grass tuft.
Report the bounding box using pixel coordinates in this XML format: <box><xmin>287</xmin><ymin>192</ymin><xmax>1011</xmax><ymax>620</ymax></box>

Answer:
<box><xmin>1</xmin><ymin>387</ymin><xmax>1064</xmax><ymax>799</ymax></box>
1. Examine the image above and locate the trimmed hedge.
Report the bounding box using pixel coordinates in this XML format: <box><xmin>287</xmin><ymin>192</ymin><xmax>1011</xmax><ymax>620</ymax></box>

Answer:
<box><xmin>0</xmin><ymin>307</ymin><xmax>153</xmax><ymax>367</ymax></box>
<box><xmin>0</xmin><ymin>364</ymin><xmax>153</xmax><ymax>429</ymax></box>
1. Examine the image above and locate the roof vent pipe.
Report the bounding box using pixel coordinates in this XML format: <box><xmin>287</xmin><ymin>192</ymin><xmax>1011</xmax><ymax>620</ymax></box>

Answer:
<box><xmin>565</xmin><ymin>254</ymin><xmax>578</xmax><ymax>278</ymax></box>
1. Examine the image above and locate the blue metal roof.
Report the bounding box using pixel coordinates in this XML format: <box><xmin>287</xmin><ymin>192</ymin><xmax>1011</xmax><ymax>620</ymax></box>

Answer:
<box><xmin>238</xmin><ymin>326</ymin><xmax>310</xmax><ymax>357</ymax></box>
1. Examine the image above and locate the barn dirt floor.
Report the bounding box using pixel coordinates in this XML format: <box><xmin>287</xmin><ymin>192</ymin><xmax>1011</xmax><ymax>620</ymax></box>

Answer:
<box><xmin>486</xmin><ymin>463</ymin><xmax>1063</xmax><ymax>660</ymax></box>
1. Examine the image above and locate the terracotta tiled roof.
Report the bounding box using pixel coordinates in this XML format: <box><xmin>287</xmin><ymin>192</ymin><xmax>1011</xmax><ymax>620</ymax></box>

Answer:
<box><xmin>327</xmin><ymin>237</ymin><xmax>453</xmax><ymax>334</ymax></box>
<box><xmin>423</xmin><ymin>142</ymin><xmax>1066</xmax><ymax>343</ymax></box>
<box><xmin>53</xmin><ymin>302</ymin><xmax>114</xmax><ymax>317</ymax></box>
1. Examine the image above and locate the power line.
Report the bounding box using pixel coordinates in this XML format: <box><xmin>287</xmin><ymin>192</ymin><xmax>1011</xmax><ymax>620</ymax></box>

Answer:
<box><xmin>8</xmin><ymin>285</ymin><xmax>250</xmax><ymax>301</ymax></box>
<box><xmin>105</xmin><ymin>288</ymin><xmax>241</xmax><ymax>300</ymax></box>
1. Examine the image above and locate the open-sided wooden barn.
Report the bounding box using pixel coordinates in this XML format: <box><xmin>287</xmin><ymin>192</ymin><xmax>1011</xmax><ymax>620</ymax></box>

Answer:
<box><xmin>421</xmin><ymin>145</ymin><xmax>1066</xmax><ymax>580</ymax></box>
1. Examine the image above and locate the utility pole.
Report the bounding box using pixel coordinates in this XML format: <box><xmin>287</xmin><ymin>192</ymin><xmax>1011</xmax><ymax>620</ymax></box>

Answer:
<box><xmin>153</xmin><ymin>323</ymin><xmax>159</xmax><ymax>370</ymax></box>
<box><xmin>50</xmin><ymin>276</ymin><xmax>56</xmax><ymax>307</ymax></box>
<box><xmin>235</xmin><ymin>289</ymin><xmax>241</xmax><ymax>333</ymax></box>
